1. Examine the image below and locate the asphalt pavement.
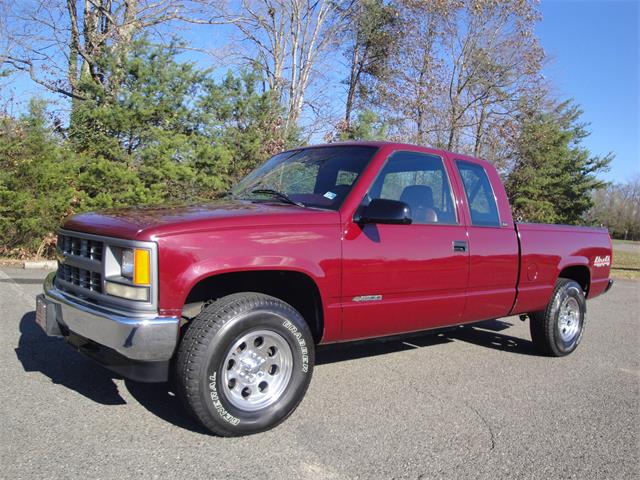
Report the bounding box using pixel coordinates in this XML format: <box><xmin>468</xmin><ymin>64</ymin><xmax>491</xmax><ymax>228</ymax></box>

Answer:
<box><xmin>1</xmin><ymin>267</ymin><xmax>638</xmax><ymax>479</ymax></box>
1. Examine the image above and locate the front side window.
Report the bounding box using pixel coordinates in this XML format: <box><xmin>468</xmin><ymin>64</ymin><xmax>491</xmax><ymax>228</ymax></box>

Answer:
<box><xmin>367</xmin><ymin>151</ymin><xmax>457</xmax><ymax>224</ymax></box>
<box><xmin>456</xmin><ymin>161</ymin><xmax>500</xmax><ymax>227</ymax></box>
<box><xmin>232</xmin><ymin>146</ymin><xmax>378</xmax><ymax>210</ymax></box>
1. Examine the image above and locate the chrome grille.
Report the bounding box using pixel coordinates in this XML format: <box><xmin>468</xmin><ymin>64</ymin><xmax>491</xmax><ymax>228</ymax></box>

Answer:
<box><xmin>58</xmin><ymin>263</ymin><xmax>103</xmax><ymax>293</ymax></box>
<box><xmin>58</xmin><ymin>233</ymin><xmax>103</xmax><ymax>261</ymax></box>
<box><xmin>56</xmin><ymin>232</ymin><xmax>104</xmax><ymax>297</ymax></box>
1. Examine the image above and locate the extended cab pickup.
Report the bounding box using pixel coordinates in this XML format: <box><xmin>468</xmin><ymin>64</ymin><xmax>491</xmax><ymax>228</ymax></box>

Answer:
<box><xmin>36</xmin><ymin>142</ymin><xmax>613</xmax><ymax>436</ymax></box>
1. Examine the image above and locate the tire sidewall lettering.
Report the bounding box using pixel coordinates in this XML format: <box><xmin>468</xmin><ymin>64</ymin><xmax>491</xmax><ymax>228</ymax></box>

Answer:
<box><xmin>282</xmin><ymin>319</ymin><xmax>309</xmax><ymax>373</ymax></box>
<box><xmin>208</xmin><ymin>372</ymin><xmax>241</xmax><ymax>426</ymax></box>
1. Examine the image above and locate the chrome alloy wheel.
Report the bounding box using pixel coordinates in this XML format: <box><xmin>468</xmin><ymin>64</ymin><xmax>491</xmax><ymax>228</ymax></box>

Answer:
<box><xmin>222</xmin><ymin>329</ymin><xmax>293</xmax><ymax>412</ymax></box>
<box><xmin>558</xmin><ymin>297</ymin><xmax>581</xmax><ymax>342</ymax></box>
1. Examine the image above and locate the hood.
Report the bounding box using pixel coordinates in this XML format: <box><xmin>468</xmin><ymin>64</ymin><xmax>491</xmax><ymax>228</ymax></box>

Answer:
<box><xmin>63</xmin><ymin>199</ymin><xmax>339</xmax><ymax>240</ymax></box>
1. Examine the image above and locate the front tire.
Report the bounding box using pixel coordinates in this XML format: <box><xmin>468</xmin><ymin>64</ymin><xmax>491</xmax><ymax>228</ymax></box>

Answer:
<box><xmin>175</xmin><ymin>292</ymin><xmax>315</xmax><ymax>436</ymax></box>
<box><xmin>530</xmin><ymin>278</ymin><xmax>586</xmax><ymax>357</ymax></box>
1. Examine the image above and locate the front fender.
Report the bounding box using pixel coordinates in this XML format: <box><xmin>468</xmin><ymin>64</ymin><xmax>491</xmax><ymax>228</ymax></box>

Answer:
<box><xmin>153</xmin><ymin>226</ymin><xmax>342</xmax><ymax>332</ymax></box>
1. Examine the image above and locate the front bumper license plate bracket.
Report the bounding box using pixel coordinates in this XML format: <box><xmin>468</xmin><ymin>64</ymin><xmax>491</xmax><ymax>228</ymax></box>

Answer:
<box><xmin>35</xmin><ymin>294</ymin><xmax>62</xmax><ymax>337</ymax></box>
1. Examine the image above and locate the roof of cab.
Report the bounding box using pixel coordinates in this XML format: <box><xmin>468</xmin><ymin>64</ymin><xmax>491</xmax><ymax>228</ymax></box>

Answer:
<box><xmin>289</xmin><ymin>140</ymin><xmax>492</xmax><ymax>168</ymax></box>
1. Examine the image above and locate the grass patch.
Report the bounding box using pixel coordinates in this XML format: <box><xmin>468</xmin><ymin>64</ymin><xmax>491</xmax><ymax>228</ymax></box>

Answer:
<box><xmin>612</xmin><ymin>248</ymin><xmax>640</xmax><ymax>280</ymax></box>
<box><xmin>612</xmin><ymin>239</ymin><xmax>640</xmax><ymax>245</ymax></box>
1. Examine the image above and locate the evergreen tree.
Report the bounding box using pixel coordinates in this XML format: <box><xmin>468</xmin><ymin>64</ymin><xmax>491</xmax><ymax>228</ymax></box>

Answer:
<box><xmin>69</xmin><ymin>40</ymin><xmax>284</xmax><ymax>204</ymax></box>
<box><xmin>333</xmin><ymin>109</ymin><xmax>387</xmax><ymax>141</ymax></box>
<box><xmin>505</xmin><ymin>100</ymin><xmax>612</xmax><ymax>224</ymax></box>
<box><xmin>0</xmin><ymin>100</ymin><xmax>82</xmax><ymax>254</ymax></box>
<box><xmin>200</xmin><ymin>69</ymin><xmax>289</xmax><ymax>184</ymax></box>
<box><xmin>0</xmin><ymin>41</ymin><xmax>289</xmax><ymax>256</ymax></box>
<box><xmin>68</xmin><ymin>40</ymin><xmax>215</xmax><ymax>205</ymax></box>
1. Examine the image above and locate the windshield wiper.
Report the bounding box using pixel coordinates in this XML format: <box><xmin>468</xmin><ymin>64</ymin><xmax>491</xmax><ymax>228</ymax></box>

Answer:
<box><xmin>251</xmin><ymin>189</ymin><xmax>306</xmax><ymax>208</ymax></box>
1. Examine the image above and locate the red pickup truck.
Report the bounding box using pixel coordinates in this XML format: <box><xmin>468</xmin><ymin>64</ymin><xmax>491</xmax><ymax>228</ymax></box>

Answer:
<box><xmin>36</xmin><ymin>141</ymin><xmax>613</xmax><ymax>436</ymax></box>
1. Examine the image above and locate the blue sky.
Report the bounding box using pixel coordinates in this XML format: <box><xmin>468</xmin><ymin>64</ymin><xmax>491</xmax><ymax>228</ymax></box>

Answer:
<box><xmin>537</xmin><ymin>0</ymin><xmax>639</xmax><ymax>182</ymax></box>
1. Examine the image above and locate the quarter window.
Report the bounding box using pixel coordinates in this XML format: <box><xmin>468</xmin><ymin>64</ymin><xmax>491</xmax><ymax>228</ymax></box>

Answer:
<box><xmin>456</xmin><ymin>161</ymin><xmax>500</xmax><ymax>227</ymax></box>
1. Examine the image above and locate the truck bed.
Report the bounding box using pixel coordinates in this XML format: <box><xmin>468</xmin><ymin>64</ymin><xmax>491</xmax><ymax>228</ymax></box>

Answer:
<box><xmin>511</xmin><ymin>223</ymin><xmax>612</xmax><ymax>315</ymax></box>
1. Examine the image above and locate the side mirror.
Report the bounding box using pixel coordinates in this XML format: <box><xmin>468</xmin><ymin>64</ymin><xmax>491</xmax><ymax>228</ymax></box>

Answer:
<box><xmin>357</xmin><ymin>198</ymin><xmax>412</xmax><ymax>225</ymax></box>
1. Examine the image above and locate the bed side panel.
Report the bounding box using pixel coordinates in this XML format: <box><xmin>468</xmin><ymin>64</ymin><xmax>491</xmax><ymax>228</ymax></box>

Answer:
<box><xmin>512</xmin><ymin>224</ymin><xmax>611</xmax><ymax>314</ymax></box>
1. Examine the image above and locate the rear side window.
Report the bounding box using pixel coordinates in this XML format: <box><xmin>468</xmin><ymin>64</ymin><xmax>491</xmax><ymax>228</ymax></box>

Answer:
<box><xmin>456</xmin><ymin>161</ymin><xmax>500</xmax><ymax>227</ymax></box>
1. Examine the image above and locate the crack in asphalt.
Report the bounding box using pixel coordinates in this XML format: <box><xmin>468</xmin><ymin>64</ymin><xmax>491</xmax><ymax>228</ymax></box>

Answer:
<box><xmin>462</xmin><ymin>400</ymin><xmax>496</xmax><ymax>451</ymax></box>
<box><xmin>381</xmin><ymin>356</ymin><xmax>498</xmax><ymax>454</ymax></box>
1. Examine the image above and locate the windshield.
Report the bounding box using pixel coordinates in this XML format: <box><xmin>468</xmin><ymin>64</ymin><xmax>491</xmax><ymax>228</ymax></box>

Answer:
<box><xmin>231</xmin><ymin>146</ymin><xmax>378</xmax><ymax>210</ymax></box>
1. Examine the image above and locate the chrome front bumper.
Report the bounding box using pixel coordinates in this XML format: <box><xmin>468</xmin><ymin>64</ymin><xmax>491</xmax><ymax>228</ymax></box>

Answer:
<box><xmin>40</xmin><ymin>272</ymin><xmax>179</xmax><ymax>362</ymax></box>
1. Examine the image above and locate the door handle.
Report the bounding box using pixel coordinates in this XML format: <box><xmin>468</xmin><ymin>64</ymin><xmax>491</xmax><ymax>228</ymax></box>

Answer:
<box><xmin>453</xmin><ymin>240</ymin><xmax>467</xmax><ymax>253</ymax></box>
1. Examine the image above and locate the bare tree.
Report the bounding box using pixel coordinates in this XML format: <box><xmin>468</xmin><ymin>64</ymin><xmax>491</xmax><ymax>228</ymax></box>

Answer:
<box><xmin>339</xmin><ymin>0</ymin><xmax>398</xmax><ymax>128</ymax></box>
<box><xmin>374</xmin><ymin>0</ymin><xmax>451</xmax><ymax>145</ymax></box>
<box><xmin>184</xmin><ymin>0</ymin><xmax>349</xmax><ymax>134</ymax></box>
<box><xmin>587</xmin><ymin>177</ymin><xmax>640</xmax><ymax>240</ymax></box>
<box><xmin>442</xmin><ymin>0</ymin><xmax>543</xmax><ymax>155</ymax></box>
<box><xmin>1</xmin><ymin>1</ymin><xmax>188</xmax><ymax>100</ymax></box>
<box><xmin>377</xmin><ymin>0</ymin><xmax>543</xmax><ymax>167</ymax></box>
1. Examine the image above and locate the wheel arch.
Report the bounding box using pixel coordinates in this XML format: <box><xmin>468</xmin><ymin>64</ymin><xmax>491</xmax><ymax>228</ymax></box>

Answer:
<box><xmin>557</xmin><ymin>264</ymin><xmax>591</xmax><ymax>296</ymax></box>
<box><xmin>182</xmin><ymin>269</ymin><xmax>325</xmax><ymax>344</ymax></box>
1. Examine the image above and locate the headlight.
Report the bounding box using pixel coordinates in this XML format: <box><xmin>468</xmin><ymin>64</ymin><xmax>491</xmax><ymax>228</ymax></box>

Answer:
<box><xmin>121</xmin><ymin>249</ymin><xmax>134</xmax><ymax>279</ymax></box>
<box><xmin>120</xmin><ymin>248</ymin><xmax>150</xmax><ymax>285</ymax></box>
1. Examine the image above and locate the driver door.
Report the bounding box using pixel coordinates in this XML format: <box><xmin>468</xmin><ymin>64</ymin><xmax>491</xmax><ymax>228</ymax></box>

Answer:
<box><xmin>340</xmin><ymin>150</ymin><xmax>469</xmax><ymax>340</ymax></box>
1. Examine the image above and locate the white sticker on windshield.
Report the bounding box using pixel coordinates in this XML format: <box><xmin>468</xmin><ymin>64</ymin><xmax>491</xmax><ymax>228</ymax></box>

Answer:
<box><xmin>324</xmin><ymin>191</ymin><xmax>337</xmax><ymax>200</ymax></box>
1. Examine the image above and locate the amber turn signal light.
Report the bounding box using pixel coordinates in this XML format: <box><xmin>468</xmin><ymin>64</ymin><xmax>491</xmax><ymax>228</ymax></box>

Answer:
<box><xmin>133</xmin><ymin>249</ymin><xmax>151</xmax><ymax>285</ymax></box>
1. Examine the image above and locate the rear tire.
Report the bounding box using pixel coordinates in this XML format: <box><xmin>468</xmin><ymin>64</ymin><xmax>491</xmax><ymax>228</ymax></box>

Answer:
<box><xmin>529</xmin><ymin>278</ymin><xmax>586</xmax><ymax>357</ymax></box>
<box><xmin>175</xmin><ymin>292</ymin><xmax>314</xmax><ymax>436</ymax></box>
